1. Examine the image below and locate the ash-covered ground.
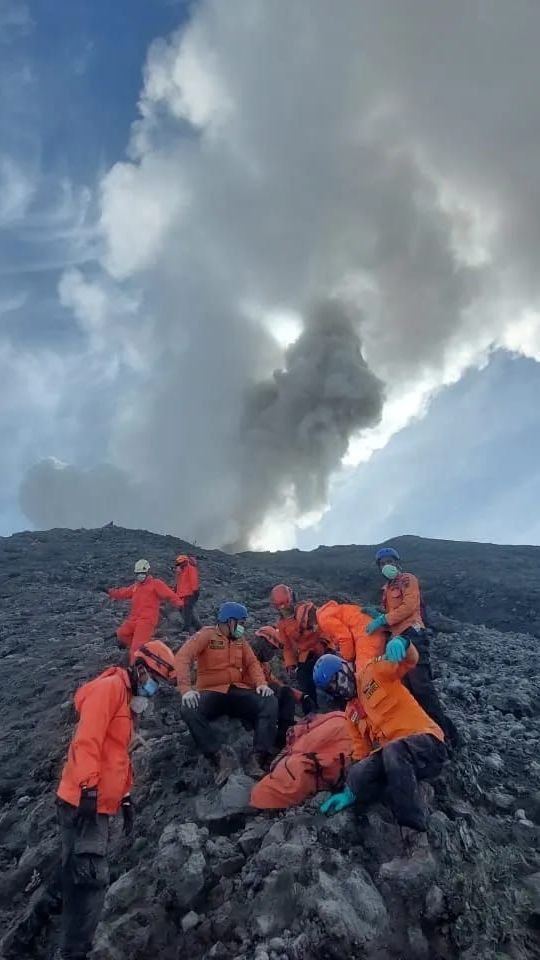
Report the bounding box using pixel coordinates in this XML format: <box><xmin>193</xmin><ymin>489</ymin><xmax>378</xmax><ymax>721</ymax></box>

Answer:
<box><xmin>1</xmin><ymin>526</ymin><xmax>540</xmax><ymax>960</ymax></box>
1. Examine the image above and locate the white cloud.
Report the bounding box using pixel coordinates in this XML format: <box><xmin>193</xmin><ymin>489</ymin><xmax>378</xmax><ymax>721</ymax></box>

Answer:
<box><xmin>138</xmin><ymin>23</ymin><xmax>234</xmax><ymax>134</ymax></box>
<box><xmin>58</xmin><ymin>268</ymin><xmax>143</xmax><ymax>369</ymax></box>
<box><xmin>100</xmin><ymin>157</ymin><xmax>187</xmax><ymax>279</ymax></box>
<box><xmin>0</xmin><ymin>155</ymin><xmax>35</xmax><ymax>225</ymax></box>
<box><xmin>19</xmin><ymin>0</ymin><xmax>540</xmax><ymax>547</ymax></box>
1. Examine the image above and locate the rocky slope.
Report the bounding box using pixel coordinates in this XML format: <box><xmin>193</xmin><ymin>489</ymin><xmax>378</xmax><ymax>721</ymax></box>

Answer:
<box><xmin>0</xmin><ymin>526</ymin><xmax>540</xmax><ymax>959</ymax></box>
<box><xmin>245</xmin><ymin>535</ymin><xmax>540</xmax><ymax>636</ymax></box>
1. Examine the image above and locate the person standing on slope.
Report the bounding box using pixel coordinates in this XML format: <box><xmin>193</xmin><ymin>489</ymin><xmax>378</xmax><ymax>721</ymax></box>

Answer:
<box><xmin>176</xmin><ymin>602</ymin><xmax>278</xmax><ymax>784</ymax></box>
<box><xmin>365</xmin><ymin>546</ymin><xmax>459</xmax><ymax>748</ymax></box>
<box><xmin>55</xmin><ymin>640</ymin><xmax>176</xmax><ymax>960</ymax></box>
<box><xmin>270</xmin><ymin>585</ymin><xmax>328</xmax><ymax>707</ymax></box>
<box><xmin>313</xmin><ymin>645</ymin><xmax>446</xmax><ymax>856</ymax></box>
<box><xmin>102</xmin><ymin>559</ymin><xmax>182</xmax><ymax>662</ymax></box>
<box><xmin>174</xmin><ymin>554</ymin><xmax>202</xmax><ymax>634</ymax></box>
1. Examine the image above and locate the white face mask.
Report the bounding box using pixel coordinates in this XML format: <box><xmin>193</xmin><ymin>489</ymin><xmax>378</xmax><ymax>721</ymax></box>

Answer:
<box><xmin>130</xmin><ymin>695</ymin><xmax>150</xmax><ymax>715</ymax></box>
<box><xmin>135</xmin><ymin>573</ymin><xmax>147</xmax><ymax>583</ymax></box>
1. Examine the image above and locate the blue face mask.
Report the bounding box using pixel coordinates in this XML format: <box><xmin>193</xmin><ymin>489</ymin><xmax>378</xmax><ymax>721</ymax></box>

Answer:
<box><xmin>140</xmin><ymin>678</ymin><xmax>158</xmax><ymax>698</ymax></box>
<box><xmin>381</xmin><ymin>563</ymin><xmax>399</xmax><ymax>581</ymax></box>
<box><xmin>233</xmin><ymin>624</ymin><xmax>245</xmax><ymax>639</ymax></box>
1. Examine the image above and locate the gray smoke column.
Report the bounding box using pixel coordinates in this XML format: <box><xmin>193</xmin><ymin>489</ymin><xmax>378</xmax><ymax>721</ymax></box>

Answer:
<box><xmin>229</xmin><ymin>300</ymin><xmax>384</xmax><ymax>549</ymax></box>
<box><xmin>14</xmin><ymin>1</ymin><xmax>540</xmax><ymax>548</ymax></box>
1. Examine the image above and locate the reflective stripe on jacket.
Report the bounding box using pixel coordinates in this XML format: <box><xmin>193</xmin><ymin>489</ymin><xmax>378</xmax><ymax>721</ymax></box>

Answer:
<box><xmin>346</xmin><ymin>644</ymin><xmax>444</xmax><ymax>761</ymax></box>
<box><xmin>175</xmin><ymin>626</ymin><xmax>266</xmax><ymax>694</ymax></box>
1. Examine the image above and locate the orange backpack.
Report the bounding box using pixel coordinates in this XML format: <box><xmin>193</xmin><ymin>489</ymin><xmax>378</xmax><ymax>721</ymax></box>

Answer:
<box><xmin>250</xmin><ymin>711</ymin><xmax>353</xmax><ymax>810</ymax></box>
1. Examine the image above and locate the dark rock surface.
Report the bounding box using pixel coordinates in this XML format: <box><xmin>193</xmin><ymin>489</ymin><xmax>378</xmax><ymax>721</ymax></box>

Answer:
<box><xmin>243</xmin><ymin>534</ymin><xmax>540</xmax><ymax>636</ymax></box>
<box><xmin>0</xmin><ymin>526</ymin><xmax>539</xmax><ymax>958</ymax></box>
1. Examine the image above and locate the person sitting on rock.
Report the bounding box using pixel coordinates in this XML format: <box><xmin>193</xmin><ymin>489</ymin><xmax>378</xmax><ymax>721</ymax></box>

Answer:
<box><xmin>365</xmin><ymin>546</ymin><xmax>459</xmax><ymax>749</ymax></box>
<box><xmin>176</xmin><ymin>602</ymin><xmax>278</xmax><ymax>785</ymax></box>
<box><xmin>251</xmin><ymin>626</ymin><xmax>312</xmax><ymax>746</ymax></box>
<box><xmin>313</xmin><ymin>642</ymin><xmax>447</xmax><ymax>850</ymax></box>
<box><xmin>100</xmin><ymin>558</ymin><xmax>183</xmax><ymax>662</ymax></box>
<box><xmin>174</xmin><ymin>554</ymin><xmax>202</xmax><ymax>634</ymax></box>
<box><xmin>56</xmin><ymin>640</ymin><xmax>177</xmax><ymax>960</ymax></box>
<box><xmin>270</xmin><ymin>585</ymin><xmax>329</xmax><ymax>705</ymax></box>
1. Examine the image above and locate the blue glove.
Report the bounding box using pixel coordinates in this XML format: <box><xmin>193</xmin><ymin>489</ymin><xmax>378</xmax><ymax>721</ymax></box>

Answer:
<box><xmin>384</xmin><ymin>637</ymin><xmax>408</xmax><ymax>662</ymax></box>
<box><xmin>362</xmin><ymin>605</ymin><xmax>382</xmax><ymax>618</ymax></box>
<box><xmin>366</xmin><ymin>614</ymin><xmax>387</xmax><ymax>635</ymax></box>
<box><xmin>320</xmin><ymin>785</ymin><xmax>356</xmax><ymax>815</ymax></box>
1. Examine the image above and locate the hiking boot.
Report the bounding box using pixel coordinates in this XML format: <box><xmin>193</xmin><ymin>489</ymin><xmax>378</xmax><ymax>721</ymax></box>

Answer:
<box><xmin>244</xmin><ymin>752</ymin><xmax>268</xmax><ymax>780</ymax></box>
<box><xmin>214</xmin><ymin>747</ymin><xmax>238</xmax><ymax>787</ymax></box>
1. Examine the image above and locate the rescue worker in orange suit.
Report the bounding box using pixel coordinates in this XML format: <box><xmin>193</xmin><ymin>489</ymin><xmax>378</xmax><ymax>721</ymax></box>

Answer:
<box><xmin>55</xmin><ymin>640</ymin><xmax>176</xmax><ymax>960</ymax></box>
<box><xmin>174</xmin><ymin>554</ymin><xmax>202</xmax><ymax>633</ymax></box>
<box><xmin>365</xmin><ymin>547</ymin><xmax>459</xmax><ymax>749</ymax></box>
<box><xmin>100</xmin><ymin>558</ymin><xmax>182</xmax><ymax>662</ymax></box>
<box><xmin>251</xmin><ymin>627</ymin><xmax>310</xmax><ymax>747</ymax></box>
<box><xmin>176</xmin><ymin>603</ymin><xmax>278</xmax><ymax>785</ymax></box>
<box><xmin>313</xmin><ymin>640</ymin><xmax>446</xmax><ymax>840</ymax></box>
<box><xmin>270</xmin><ymin>585</ymin><xmax>328</xmax><ymax>706</ymax></box>
<box><xmin>316</xmin><ymin>599</ymin><xmax>386</xmax><ymax>665</ymax></box>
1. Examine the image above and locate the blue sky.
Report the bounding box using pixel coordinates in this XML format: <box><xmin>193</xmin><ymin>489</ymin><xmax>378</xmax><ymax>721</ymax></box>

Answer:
<box><xmin>0</xmin><ymin>0</ymin><xmax>187</xmax><ymax>532</ymax></box>
<box><xmin>3</xmin><ymin>1</ymin><xmax>540</xmax><ymax>550</ymax></box>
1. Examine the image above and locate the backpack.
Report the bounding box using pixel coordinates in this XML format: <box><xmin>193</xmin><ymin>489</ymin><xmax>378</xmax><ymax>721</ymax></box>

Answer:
<box><xmin>250</xmin><ymin>711</ymin><xmax>353</xmax><ymax>810</ymax></box>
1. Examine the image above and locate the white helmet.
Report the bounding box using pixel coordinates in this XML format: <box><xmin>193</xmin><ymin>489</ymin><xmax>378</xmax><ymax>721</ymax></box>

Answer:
<box><xmin>134</xmin><ymin>559</ymin><xmax>151</xmax><ymax>574</ymax></box>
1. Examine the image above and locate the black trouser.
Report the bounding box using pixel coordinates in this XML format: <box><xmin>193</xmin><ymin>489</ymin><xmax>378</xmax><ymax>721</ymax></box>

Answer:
<box><xmin>346</xmin><ymin>734</ymin><xmax>446</xmax><ymax>831</ymax></box>
<box><xmin>56</xmin><ymin>799</ymin><xmax>110</xmax><ymax>960</ymax></box>
<box><xmin>274</xmin><ymin>686</ymin><xmax>296</xmax><ymax>749</ymax></box>
<box><xmin>296</xmin><ymin>654</ymin><xmax>318</xmax><ymax>705</ymax></box>
<box><xmin>182</xmin><ymin>591</ymin><xmax>202</xmax><ymax>633</ymax></box>
<box><xmin>181</xmin><ymin>686</ymin><xmax>278</xmax><ymax>757</ymax></box>
<box><xmin>401</xmin><ymin>629</ymin><xmax>460</xmax><ymax>748</ymax></box>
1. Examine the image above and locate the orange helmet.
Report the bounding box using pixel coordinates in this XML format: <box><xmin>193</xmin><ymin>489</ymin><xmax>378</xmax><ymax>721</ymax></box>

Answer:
<box><xmin>134</xmin><ymin>640</ymin><xmax>176</xmax><ymax>683</ymax></box>
<box><xmin>175</xmin><ymin>554</ymin><xmax>189</xmax><ymax>566</ymax></box>
<box><xmin>295</xmin><ymin>601</ymin><xmax>317</xmax><ymax>633</ymax></box>
<box><xmin>255</xmin><ymin>626</ymin><xmax>281</xmax><ymax>650</ymax></box>
<box><xmin>270</xmin><ymin>584</ymin><xmax>296</xmax><ymax>610</ymax></box>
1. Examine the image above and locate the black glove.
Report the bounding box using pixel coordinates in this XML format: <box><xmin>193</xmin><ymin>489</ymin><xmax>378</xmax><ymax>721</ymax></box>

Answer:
<box><xmin>121</xmin><ymin>795</ymin><xmax>134</xmax><ymax>836</ymax></box>
<box><xmin>77</xmin><ymin>787</ymin><xmax>98</xmax><ymax>824</ymax></box>
<box><xmin>97</xmin><ymin>586</ymin><xmax>110</xmax><ymax>595</ymax></box>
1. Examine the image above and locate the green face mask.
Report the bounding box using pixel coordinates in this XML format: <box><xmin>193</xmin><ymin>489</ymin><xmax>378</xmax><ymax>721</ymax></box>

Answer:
<box><xmin>233</xmin><ymin>624</ymin><xmax>245</xmax><ymax>639</ymax></box>
<box><xmin>382</xmin><ymin>564</ymin><xmax>399</xmax><ymax>580</ymax></box>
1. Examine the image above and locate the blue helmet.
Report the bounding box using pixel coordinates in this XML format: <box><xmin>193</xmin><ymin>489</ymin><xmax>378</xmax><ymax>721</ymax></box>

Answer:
<box><xmin>313</xmin><ymin>654</ymin><xmax>347</xmax><ymax>691</ymax></box>
<box><xmin>375</xmin><ymin>546</ymin><xmax>400</xmax><ymax>565</ymax></box>
<box><xmin>217</xmin><ymin>601</ymin><xmax>248</xmax><ymax>623</ymax></box>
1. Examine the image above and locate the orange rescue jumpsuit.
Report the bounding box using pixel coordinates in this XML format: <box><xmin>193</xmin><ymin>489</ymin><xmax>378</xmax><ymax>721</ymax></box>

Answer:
<box><xmin>109</xmin><ymin>576</ymin><xmax>182</xmax><ymax>661</ymax></box>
